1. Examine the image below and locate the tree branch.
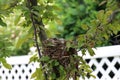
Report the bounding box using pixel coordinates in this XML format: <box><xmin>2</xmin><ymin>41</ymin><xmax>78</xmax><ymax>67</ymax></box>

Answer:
<box><xmin>27</xmin><ymin>0</ymin><xmax>48</xmax><ymax>80</ymax></box>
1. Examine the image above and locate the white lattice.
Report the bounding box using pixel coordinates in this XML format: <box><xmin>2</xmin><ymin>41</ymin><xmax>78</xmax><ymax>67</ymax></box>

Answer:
<box><xmin>84</xmin><ymin>56</ymin><xmax>120</xmax><ymax>80</ymax></box>
<box><xmin>0</xmin><ymin>45</ymin><xmax>120</xmax><ymax>80</ymax></box>
<box><xmin>0</xmin><ymin>64</ymin><xmax>33</xmax><ymax>80</ymax></box>
<box><xmin>0</xmin><ymin>56</ymin><xmax>38</xmax><ymax>80</ymax></box>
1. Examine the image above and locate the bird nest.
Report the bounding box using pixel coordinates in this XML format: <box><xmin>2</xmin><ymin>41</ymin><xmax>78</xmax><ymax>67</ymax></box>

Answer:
<box><xmin>43</xmin><ymin>38</ymin><xmax>77</xmax><ymax>68</ymax></box>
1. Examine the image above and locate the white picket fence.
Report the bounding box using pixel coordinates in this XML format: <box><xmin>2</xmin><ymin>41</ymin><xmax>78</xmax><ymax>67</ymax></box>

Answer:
<box><xmin>0</xmin><ymin>45</ymin><xmax>120</xmax><ymax>80</ymax></box>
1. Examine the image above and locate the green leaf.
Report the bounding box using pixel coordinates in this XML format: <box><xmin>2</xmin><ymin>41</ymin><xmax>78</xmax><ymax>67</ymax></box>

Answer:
<box><xmin>51</xmin><ymin>73</ymin><xmax>56</xmax><ymax>79</ymax></box>
<box><xmin>0</xmin><ymin>18</ymin><xmax>7</xmax><ymax>27</ymax></box>
<box><xmin>31</xmin><ymin>67</ymin><xmax>44</xmax><ymax>79</ymax></box>
<box><xmin>15</xmin><ymin>33</ymin><xmax>28</xmax><ymax>48</ymax></box>
<box><xmin>96</xmin><ymin>10</ymin><xmax>104</xmax><ymax>22</ymax></box>
<box><xmin>87</xmin><ymin>47</ymin><xmax>95</xmax><ymax>56</ymax></box>
<box><xmin>2</xmin><ymin>62</ymin><xmax>12</xmax><ymax>69</ymax></box>
<box><xmin>31</xmin><ymin>69</ymin><xmax>37</xmax><ymax>79</ymax></box>
<box><xmin>81</xmin><ymin>24</ymin><xmax>88</xmax><ymax>30</ymax></box>
<box><xmin>15</xmin><ymin>27</ymin><xmax>33</xmax><ymax>48</ymax></box>
<box><xmin>29</xmin><ymin>54</ymin><xmax>38</xmax><ymax>64</ymax></box>
<box><xmin>14</xmin><ymin>14</ymin><xmax>21</xmax><ymax>25</ymax></box>
<box><xmin>0</xmin><ymin>58</ymin><xmax>12</xmax><ymax>69</ymax></box>
<box><xmin>54</xmin><ymin>61</ymin><xmax>59</xmax><ymax>66</ymax></box>
<box><xmin>40</xmin><ymin>56</ymin><xmax>50</xmax><ymax>62</ymax></box>
<box><xmin>66</xmin><ymin>41</ymin><xmax>71</xmax><ymax>50</ymax></box>
<box><xmin>90</xmin><ymin>74</ymin><xmax>96</xmax><ymax>78</ymax></box>
<box><xmin>81</xmin><ymin>49</ymin><xmax>86</xmax><ymax>55</ymax></box>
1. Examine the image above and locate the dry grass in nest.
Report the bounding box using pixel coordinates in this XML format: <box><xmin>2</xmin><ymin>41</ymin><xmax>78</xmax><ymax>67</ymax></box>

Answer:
<box><xmin>43</xmin><ymin>38</ymin><xmax>77</xmax><ymax>68</ymax></box>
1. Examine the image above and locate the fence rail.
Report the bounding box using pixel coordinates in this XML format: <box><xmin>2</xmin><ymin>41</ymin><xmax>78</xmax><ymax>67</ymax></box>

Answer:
<box><xmin>0</xmin><ymin>45</ymin><xmax>120</xmax><ymax>80</ymax></box>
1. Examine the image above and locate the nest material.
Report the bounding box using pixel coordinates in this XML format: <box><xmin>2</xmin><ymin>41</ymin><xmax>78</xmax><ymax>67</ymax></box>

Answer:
<box><xmin>43</xmin><ymin>38</ymin><xmax>77</xmax><ymax>68</ymax></box>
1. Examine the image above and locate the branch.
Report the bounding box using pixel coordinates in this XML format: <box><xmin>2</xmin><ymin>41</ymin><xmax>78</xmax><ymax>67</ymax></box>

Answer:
<box><xmin>107</xmin><ymin>9</ymin><xmax>120</xmax><ymax>24</ymax></box>
<box><xmin>27</xmin><ymin>0</ymin><xmax>48</xmax><ymax>80</ymax></box>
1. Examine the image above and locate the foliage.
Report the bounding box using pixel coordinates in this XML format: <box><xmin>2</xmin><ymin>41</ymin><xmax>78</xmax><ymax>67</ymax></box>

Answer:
<box><xmin>30</xmin><ymin>54</ymin><xmax>95</xmax><ymax>80</ymax></box>
<box><xmin>55</xmin><ymin>0</ymin><xmax>120</xmax><ymax>47</ymax></box>
<box><xmin>55</xmin><ymin>0</ymin><xmax>97</xmax><ymax>39</ymax></box>
<box><xmin>0</xmin><ymin>0</ymin><xmax>31</xmax><ymax>69</ymax></box>
<box><xmin>0</xmin><ymin>11</ymin><xmax>31</xmax><ymax>56</ymax></box>
<box><xmin>0</xmin><ymin>0</ymin><xmax>120</xmax><ymax>80</ymax></box>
